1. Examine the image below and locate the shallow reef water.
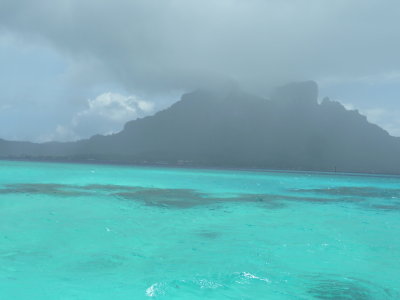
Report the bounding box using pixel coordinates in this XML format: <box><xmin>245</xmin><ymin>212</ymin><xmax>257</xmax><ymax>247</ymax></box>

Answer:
<box><xmin>0</xmin><ymin>160</ymin><xmax>399</xmax><ymax>299</ymax></box>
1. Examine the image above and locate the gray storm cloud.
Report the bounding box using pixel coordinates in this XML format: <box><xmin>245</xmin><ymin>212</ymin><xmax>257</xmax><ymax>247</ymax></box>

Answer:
<box><xmin>0</xmin><ymin>0</ymin><xmax>399</xmax><ymax>141</ymax></box>
<box><xmin>1</xmin><ymin>0</ymin><xmax>399</xmax><ymax>94</ymax></box>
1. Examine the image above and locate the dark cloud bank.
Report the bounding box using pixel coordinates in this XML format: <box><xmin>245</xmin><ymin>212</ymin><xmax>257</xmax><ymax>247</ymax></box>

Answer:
<box><xmin>1</xmin><ymin>0</ymin><xmax>399</xmax><ymax>94</ymax></box>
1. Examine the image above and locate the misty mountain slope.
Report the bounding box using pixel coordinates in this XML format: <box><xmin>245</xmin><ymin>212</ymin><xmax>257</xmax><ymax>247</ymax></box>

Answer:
<box><xmin>1</xmin><ymin>81</ymin><xmax>400</xmax><ymax>174</ymax></box>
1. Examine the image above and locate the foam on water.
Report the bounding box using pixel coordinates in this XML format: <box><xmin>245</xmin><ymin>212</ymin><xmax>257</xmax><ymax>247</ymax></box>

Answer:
<box><xmin>0</xmin><ymin>160</ymin><xmax>399</xmax><ymax>299</ymax></box>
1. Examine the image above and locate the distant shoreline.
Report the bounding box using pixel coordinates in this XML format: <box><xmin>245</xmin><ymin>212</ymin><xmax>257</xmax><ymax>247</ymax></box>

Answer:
<box><xmin>1</xmin><ymin>157</ymin><xmax>398</xmax><ymax>179</ymax></box>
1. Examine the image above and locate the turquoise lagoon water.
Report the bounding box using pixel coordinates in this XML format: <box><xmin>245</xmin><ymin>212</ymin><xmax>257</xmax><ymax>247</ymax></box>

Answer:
<box><xmin>0</xmin><ymin>160</ymin><xmax>399</xmax><ymax>299</ymax></box>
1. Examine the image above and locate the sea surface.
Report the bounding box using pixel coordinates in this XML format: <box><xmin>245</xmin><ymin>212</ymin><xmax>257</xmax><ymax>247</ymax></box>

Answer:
<box><xmin>0</xmin><ymin>160</ymin><xmax>399</xmax><ymax>299</ymax></box>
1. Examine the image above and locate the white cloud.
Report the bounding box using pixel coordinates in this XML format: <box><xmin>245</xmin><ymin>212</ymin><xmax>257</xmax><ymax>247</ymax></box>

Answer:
<box><xmin>74</xmin><ymin>92</ymin><xmax>154</xmax><ymax>123</ymax></box>
<box><xmin>48</xmin><ymin>92</ymin><xmax>155</xmax><ymax>141</ymax></box>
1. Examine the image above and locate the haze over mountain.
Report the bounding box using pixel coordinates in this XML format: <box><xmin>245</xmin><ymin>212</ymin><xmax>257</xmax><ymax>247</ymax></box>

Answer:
<box><xmin>1</xmin><ymin>81</ymin><xmax>399</xmax><ymax>174</ymax></box>
<box><xmin>1</xmin><ymin>1</ymin><xmax>400</xmax><ymax>141</ymax></box>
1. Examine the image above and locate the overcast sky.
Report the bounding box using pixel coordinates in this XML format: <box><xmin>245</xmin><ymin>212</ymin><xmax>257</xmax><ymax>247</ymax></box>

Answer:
<box><xmin>0</xmin><ymin>0</ymin><xmax>399</xmax><ymax>141</ymax></box>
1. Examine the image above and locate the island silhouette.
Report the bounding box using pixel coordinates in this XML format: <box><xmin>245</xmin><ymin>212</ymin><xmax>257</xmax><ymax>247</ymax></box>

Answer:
<box><xmin>1</xmin><ymin>81</ymin><xmax>399</xmax><ymax>174</ymax></box>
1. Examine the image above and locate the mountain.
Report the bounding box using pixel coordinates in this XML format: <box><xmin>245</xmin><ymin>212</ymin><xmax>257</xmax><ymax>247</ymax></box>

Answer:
<box><xmin>1</xmin><ymin>81</ymin><xmax>400</xmax><ymax>174</ymax></box>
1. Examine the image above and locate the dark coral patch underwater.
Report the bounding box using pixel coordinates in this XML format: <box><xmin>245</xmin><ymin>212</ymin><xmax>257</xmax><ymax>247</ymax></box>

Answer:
<box><xmin>305</xmin><ymin>274</ymin><xmax>396</xmax><ymax>300</ymax></box>
<box><xmin>1</xmin><ymin>183</ymin><xmax>400</xmax><ymax>211</ymax></box>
